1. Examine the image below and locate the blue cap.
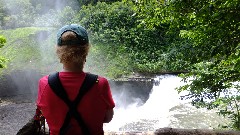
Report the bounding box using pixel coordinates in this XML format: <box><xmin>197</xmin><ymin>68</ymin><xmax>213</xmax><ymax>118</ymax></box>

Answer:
<box><xmin>57</xmin><ymin>24</ymin><xmax>89</xmax><ymax>46</ymax></box>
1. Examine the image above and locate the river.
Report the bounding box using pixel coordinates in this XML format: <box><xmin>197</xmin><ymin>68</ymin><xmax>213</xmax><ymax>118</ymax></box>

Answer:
<box><xmin>104</xmin><ymin>75</ymin><xmax>229</xmax><ymax>133</ymax></box>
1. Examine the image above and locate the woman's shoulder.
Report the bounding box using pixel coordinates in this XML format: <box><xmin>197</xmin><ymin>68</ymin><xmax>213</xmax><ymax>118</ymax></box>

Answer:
<box><xmin>94</xmin><ymin>74</ymin><xmax>108</xmax><ymax>82</ymax></box>
<box><xmin>85</xmin><ymin>73</ymin><xmax>109</xmax><ymax>86</ymax></box>
<box><xmin>85</xmin><ymin>72</ymin><xmax>105</xmax><ymax>80</ymax></box>
<box><xmin>39</xmin><ymin>75</ymin><xmax>49</xmax><ymax>84</ymax></box>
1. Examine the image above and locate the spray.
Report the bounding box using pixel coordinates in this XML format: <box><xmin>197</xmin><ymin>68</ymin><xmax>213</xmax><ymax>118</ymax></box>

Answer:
<box><xmin>104</xmin><ymin>75</ymin><xmax>229</xmax><ymax>132</ymax></box>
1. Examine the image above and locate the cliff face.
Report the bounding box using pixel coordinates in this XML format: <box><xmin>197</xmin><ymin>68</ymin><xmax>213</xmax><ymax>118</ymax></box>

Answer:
<box><xmin>0</xmin><ymin>70</ymin><xmax>42</xmax><ymax>101</ymax></box>
<box><xmin>109</xmin><ymin>79</ymin><xmax>154</xmax><ymax>107</ymax></box>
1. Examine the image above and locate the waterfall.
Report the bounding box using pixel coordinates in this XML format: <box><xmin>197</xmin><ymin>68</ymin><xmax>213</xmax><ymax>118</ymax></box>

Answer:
<box><xmin>104</xmin><ymin>75</ymin><xmax>229</xmax><ymax>132</ymax></box>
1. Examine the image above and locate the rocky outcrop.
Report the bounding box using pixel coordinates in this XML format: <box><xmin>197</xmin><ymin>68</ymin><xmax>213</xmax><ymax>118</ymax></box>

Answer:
<box><xmin>0</xmin><ymin>102</ymin><xmax>35</xmax><ymax>135</ymax></box>
<box><xmin>0</xmin><ymin>69</ymin><xmax>42</xmax><ymax>101</ymax></box>
<box><xmin>109</xmin><ymin>79</ymin><xmax>154</xmax><ymax>107</ymax></box>
<box><xmin>154</xmin><ymin>128</ymin><xmax>240</xmax><ymax>135</ymax></box>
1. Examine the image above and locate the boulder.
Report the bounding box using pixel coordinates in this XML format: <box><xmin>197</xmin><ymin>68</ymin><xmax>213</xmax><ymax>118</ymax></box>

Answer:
<box><xmin>154</xmin><ymin>128</ymin><xmax>240</xmax><ymax>135</ymax></box>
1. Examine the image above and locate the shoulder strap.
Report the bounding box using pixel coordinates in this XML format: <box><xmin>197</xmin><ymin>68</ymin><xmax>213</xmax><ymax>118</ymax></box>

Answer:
<box><xmin>48</xmin><ymin>72</ymin><xmax>98</xmax><ymax>135</ymax></box>
<box><xmin>48</xmin><ymin>72</ymin><xmax>71</xmax><ymax>105</ymax></box>
<box><xmin>73</xmin><ymin>73</ymin><xmax>98</xmax><ymax>106</ymax></box>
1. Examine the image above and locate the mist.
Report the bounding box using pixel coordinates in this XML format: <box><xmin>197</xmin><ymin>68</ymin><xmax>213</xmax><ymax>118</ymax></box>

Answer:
<box><xmin>0</xmin><ymin>0</ymin><xmax>153</xmax><ymax>111</ymax></box>
<box><xmin>0</xmin><ymin>0</ymin><xmax>80</xmax><ymax>101</ymax></box>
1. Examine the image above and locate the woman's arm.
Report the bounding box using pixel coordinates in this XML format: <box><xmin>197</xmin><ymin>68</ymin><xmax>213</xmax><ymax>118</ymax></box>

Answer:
<box><xmin>103</xmin><ymin>109</ymin><xmax>114</xmax><ymax>123</ymax></box>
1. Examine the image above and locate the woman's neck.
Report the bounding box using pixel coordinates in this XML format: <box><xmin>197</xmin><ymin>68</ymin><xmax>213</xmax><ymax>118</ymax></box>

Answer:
<box><xmin>62</xmin><ymin>63</ymin><xmax>83</xmax><ymax>72</ymax></box>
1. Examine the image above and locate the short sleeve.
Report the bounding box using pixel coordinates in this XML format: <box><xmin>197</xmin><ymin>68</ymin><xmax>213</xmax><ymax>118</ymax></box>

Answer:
<box><xmin>36</xmin><ymin>76</ymin><xmax>48</xmax><ymax>107</ymax></box>
<box><xmin>99</xmin><ymin>77</ymin><xmax>115</xmax><ymax>109</ymax></box>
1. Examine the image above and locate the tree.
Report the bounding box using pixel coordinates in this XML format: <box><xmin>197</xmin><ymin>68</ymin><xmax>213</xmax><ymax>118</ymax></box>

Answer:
<box><xmin>0</xmin><ymin>0</ymin><xmax>37</xmax><ymax>28</ymax></box>
<box><xmin>75</xmin><ymin>1</ymin><xmax>183</xmax><ymax>75</ymax></box>
<box><xmin>135</xmin><ymin>0</ymin><xmax>240</xmax><ymax>130</ymax></box>
<box><xmin>169</xmin><ymin>0</ymin><xmax>240</xmax><ymax>130</ymax></box>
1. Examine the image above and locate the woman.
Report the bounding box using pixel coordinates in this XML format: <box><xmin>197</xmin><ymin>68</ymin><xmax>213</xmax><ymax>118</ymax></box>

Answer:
<box><xmin>36</xmin><ymin>24</ymin><xmax>115</xmax><ymax>135</ymax></box>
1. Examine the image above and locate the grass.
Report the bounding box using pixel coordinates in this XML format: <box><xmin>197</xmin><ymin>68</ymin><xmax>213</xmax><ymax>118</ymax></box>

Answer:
<box><xmin>0</xmin><ymin>27</ymin><xmax>57</xmax><ymax>74</ymax></box>
<box><xmin>0</xmin><ymin>27</ymin><xmax>134</xmax><ymax>78</ymax></box>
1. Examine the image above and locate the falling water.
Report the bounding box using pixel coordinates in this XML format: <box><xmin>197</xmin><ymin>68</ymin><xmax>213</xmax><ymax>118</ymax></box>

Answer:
<box><xmin>104</xmin><ymin>75</ymin><xmax>229</xmax><ymax>133</ymax></box>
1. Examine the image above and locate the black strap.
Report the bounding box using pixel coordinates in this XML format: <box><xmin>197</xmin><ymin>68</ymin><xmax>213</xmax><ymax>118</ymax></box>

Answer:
<box><xmin>48</xmin><ymin>72</ymin><xmax>98</xmax><ymax>135</ymax></box>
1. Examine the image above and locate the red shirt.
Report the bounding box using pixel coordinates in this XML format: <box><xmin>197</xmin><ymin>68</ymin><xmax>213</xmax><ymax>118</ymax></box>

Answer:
<box><xmin>36</xmin><ymin>72</ymin><xmax>115</xmax><ymax>135</ymax></box>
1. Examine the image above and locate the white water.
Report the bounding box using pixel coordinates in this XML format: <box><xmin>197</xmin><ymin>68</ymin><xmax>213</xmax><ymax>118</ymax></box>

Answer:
<box><xmin>104</xmin><ymin>75</ymin><xmax>229</xmax><ymax>132</ymax></box>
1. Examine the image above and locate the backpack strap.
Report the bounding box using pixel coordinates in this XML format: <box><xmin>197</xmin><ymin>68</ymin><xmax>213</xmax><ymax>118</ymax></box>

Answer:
<box><xmin>48</xmin><ymin>72</ymin><xmax>98</xmax><ymax>135</ymax></box>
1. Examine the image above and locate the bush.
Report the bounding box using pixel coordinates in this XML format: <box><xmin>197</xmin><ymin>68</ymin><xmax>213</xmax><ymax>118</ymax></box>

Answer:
<box><xmin>0</xmin><ymin>35</ymin><xmax>7</xmax><ymax>68</ymax></box>
<box><xmin>73</xmin><ymin>1</ymin><xmax>174</xmax><ymax>75</ymax></box>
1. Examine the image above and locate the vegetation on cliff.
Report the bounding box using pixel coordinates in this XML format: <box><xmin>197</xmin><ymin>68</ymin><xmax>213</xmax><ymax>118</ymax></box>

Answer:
<box><xmin>0</xmin><ymin>35</ymin><xmax>7</xmax><ymax>68</ymax></box>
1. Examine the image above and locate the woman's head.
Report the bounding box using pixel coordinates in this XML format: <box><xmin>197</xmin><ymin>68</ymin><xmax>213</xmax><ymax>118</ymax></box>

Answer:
<box><xmin>56</xmin><ymin>24</ymin><xmax>90</xmax><ymax>70</ymax></box>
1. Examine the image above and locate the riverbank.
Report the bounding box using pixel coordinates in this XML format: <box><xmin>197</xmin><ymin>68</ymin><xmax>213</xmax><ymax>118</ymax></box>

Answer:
<box><xmin>1</xmin><ymin>99</ymin><xmax>240</xmax><ymax>135</ymax></box>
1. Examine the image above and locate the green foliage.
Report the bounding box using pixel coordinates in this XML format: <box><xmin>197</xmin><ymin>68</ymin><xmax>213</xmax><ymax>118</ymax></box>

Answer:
<box><xmin>1</xmin><ymin>0</ymin><xmax>188</xmax><ymax>75</ymax></box>
<box><xmin>73</xmin><ymin>2</ymin><xmax>136</xmax><ymax>77</ymax></box>
<box><xmin>74</xmin><ymin>1</ymin><xmax>181</xmax><ymax>75</ymax></box>
<box><xmin>0</xmin><ymin>0</ymin><xmax>121</xmax><ymax>29</ymax></box>
<box><xmin>0</xmin><ymin>35</ymin><xmax>7</xmax><ymax>68</ymax></box>
<box><xmin>0</xmin><ymin>27</ymin><xmax>57</xmax><ymax>73</ymax></box>
<box><xmin>0</xmin><ymin>35</ymin><xmax>6</xmax><ymax>47</ymax></box>
<box><xmin>58</xmin><ymin>6</ymin><xmax>76</xmax><ymax>25</ymax></box>
<box><xmin>134</xmin><ymin>0</ymin><xmax>240</xmax><ymax>130</ymax></box>
<box><xmin>0</xmin><ymin>0</ymin><xmax>80</xmax><ymax>29</ymax></box>
<box><xmin>85</xmin><ymin>43</ymin><xmax>133</xmax><ymax>78</ymax></box>
<box><xmin>33</xmin><ymin>9</ymin><xmax>59</xmax><ymax>27</ymax></box>
<box><xmin>29</xmin><ymin>0</ymin><xmax>80</xmax><ymax>14</ymax></box>
<box><xmin>77</xmin><ymin>0</ymin><xmax>121</xmax><ymax>6</ymax></box>
<box><xmin>166</xmin><ymin>0</ymin><xmax>240</xmax><ymax>130</ymax></box>
<box><xmin>0</xmin><ymin>0</ymin><xmax>37</xmax><ymax>28</ymax></box>
<box><xmin>169</xmin><ymin>0</ymin><xmax>240</xmax><ymax>60</ymax></box>
<box><xmin>178</xmin><ymin>56</ymin><xmax>240</xmax><ymax>129</ymax></box>
<box><xmin>131</xmin><ymin>0</ymin><xmax>197</xmax><ymax>72</ymax></box>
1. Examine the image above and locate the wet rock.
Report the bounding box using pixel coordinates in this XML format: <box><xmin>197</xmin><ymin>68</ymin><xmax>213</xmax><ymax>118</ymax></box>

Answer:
<box><xmin>154</xmin><ymin>128</ymin><xmax>240</xmax><ymax>135</ymax></box>
<box><xmin>0</xmin><ymin>69</ymin><xmax>42</xmax><ymax>101</ymax></box>
<box><xmin>119</xmin><ymin>119</ymin><xmax>159</xmax><ymax>132</ymax></box>
<box><xmin>0</xmin><ymin>102</ymin><xmax>35</xmax><ymax>135</ymax></box>
<box><xmin>109</xmin><ymin>79</ymin><xmax>154</xmax><ymax>108</ymax></box>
